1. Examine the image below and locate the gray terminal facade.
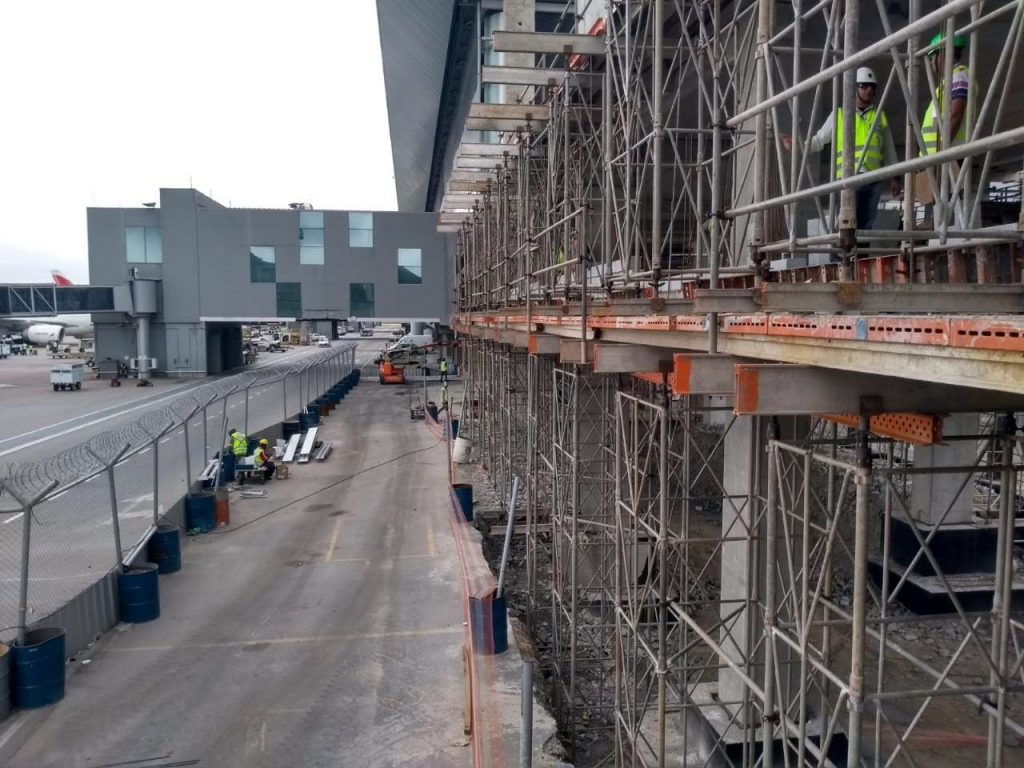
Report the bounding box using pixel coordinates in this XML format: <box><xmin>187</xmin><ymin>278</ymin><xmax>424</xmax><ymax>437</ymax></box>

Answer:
<box><xmin>88</xmin><ymin>188</ymin><xmax>453</xmax><ymax>375</ymax></box>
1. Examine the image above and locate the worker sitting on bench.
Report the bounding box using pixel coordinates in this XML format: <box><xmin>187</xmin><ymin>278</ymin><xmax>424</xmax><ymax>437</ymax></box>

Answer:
<box><xmin>253</xmin><ymin>438</ymin><xmax>275</xmax><ymax>481</ymax></box>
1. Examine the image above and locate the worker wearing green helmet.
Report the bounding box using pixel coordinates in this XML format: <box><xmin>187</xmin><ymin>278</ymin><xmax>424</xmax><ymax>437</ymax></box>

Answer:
<box><xmin>921</xmin><ymin>32</ymin><xmax>972</xmax><ymax>155</ymax></box>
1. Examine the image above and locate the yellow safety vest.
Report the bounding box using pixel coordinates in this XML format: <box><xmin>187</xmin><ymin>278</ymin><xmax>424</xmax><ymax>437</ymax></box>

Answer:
<box><xmin>254</xmin><ymin>448</ymin><xmax>268</xmax><ymax>467</ymax></box>
<box><xmin>834</xmin><ymin>107</ymin><xmax>888</xmax><ymax>179</ymax></box>
<box><xmin>231</xmin><ymin>432</ymin><xmax>247</xmax><ymax>457</ymax></box>
<box><xmin>921</xmin><ymin>64</ymin><xmax>970</xmax><ymax>155</ymax></box>
<box><xmin>439</xmin><ymin>360</ymin><xmax>448</xmax><ymax>373</ymax></box>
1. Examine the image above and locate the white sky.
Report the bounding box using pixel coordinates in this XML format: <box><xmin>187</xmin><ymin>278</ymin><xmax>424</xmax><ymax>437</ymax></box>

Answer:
<box><xmin>0</xmin><ymin>0</ymin><xmax>398</xmax><ymax>284</ymax></box>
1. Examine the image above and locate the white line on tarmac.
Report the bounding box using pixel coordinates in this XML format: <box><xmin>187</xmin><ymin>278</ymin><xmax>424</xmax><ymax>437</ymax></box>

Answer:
<box><xmin>0</xmin><ymin>386</ymin><xmax>208</xmax><ymax>458</ymax></box>
<box><xmin>0</xmin><ymin>380</ymin><xmax>202</xmax><ymax>448</ymax></box>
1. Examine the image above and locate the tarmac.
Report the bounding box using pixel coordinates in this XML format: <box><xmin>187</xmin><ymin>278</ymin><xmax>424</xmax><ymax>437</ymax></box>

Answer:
<box><xmin>0</xmin><ymin>352</ymin><xmax>565</xmax><ymax>767</ymax></box>
<box><xmin>0</xmin><ymin>344</ymin><xmax>326</xmax><ymax>465</ymax></box>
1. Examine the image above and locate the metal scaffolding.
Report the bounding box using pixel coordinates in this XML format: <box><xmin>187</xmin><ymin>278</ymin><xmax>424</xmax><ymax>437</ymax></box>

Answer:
<box><xmin>446</xmin><ymin>0</ymin><xmax>1024</xmax><ymax>765</ymax></box>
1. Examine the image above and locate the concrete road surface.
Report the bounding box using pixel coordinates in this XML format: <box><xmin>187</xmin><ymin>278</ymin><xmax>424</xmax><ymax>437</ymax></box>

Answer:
<box><xmin>2</xmin><ymin>366</ymin><xmax>471</xmax><ymax>767</ymax></box>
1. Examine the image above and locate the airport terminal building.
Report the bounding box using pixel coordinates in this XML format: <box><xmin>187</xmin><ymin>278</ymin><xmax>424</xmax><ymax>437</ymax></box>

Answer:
<box><xmin>87</xmin><ymin>188</ymin><xmax>453</xmax><ymax>374</ymax></box>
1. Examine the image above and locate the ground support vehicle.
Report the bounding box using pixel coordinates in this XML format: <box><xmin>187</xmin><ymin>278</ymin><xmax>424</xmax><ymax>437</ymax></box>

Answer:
<box><xmin>50</xmin><ymin>363</ymin><xmax>85</xmax><ymax>391</ymax></box>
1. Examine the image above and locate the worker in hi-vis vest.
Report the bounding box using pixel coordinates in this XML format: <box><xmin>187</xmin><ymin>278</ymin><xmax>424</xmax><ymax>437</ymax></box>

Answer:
<box><xmin>921</xmin><ymin>33</ymin><xmax>972</xmax><ymax>156</ymax></box>
<box><xmin>783</xmin><ymin>67</ymin><xmax>900</xmax><ymax>231</ymax></box>
<box><xmin>253</xmin><ymin>438</ymin><xmax>275</xmax><ymax>481</ymax></box>
<box><xmin>439</xmin><ymin>358</ymin><xmax>449</xmax><ymax>384</ymax></box>
<box><xmin>229</xmin><ymin>428</ymin><xmax>248</xmax><ymax>459</ymax></box>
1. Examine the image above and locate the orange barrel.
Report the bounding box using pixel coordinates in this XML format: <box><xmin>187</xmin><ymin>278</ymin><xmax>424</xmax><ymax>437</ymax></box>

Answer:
<box><xmin>214</xmin><ymin>487</ymin><xmax>230</xmax><ymax>528</ymax></box>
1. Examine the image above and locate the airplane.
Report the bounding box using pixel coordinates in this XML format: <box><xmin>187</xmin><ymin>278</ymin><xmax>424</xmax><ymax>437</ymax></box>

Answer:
<box><xmin>0</xmin><ymin>271</ymin><xmax>94</xmax><ymax>346</ymax></box>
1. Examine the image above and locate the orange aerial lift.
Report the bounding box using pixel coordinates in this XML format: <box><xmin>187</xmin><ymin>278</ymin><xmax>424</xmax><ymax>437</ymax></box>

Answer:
<box><xmin>378</xmin><ymin>360</ymin><xmax>406</xmax><ymax>384</ymax></box>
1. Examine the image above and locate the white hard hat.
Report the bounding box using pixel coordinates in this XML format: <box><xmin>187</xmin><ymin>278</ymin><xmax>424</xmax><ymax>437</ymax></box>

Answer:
<box><xmin>856</xmin><ymin>67</ymin><xmax>878</xmax><ymax>85</ymax></box>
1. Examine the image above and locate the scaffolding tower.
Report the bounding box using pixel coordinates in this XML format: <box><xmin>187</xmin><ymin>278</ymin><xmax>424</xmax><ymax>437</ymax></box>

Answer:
<box><xmin>443</xmin><ymin>0</ymin><xmax>1024</xmax><ymax>765</ymax></box>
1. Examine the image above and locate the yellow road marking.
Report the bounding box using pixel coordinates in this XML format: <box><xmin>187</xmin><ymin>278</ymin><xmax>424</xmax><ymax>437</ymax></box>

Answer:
<box><xmin>110</xmin><ymin>626</ymin><xmax>462</xmax><ymax>653</ymax></box>
<box><xmin>324</xmin><ymin>519</ymin><xmax>341</xmax><ymax>562</ymax></box>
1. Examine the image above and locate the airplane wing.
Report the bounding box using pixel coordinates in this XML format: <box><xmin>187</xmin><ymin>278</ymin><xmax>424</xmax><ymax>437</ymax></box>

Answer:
<box><xmin>0</xmin><ymin>319</ymin><xmax>30</xmax><ymax>333</ymax></box>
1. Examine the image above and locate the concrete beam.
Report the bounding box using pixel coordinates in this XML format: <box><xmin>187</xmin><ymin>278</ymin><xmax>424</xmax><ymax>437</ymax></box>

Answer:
<box><xmin>528</xmin><ymin>334</ymin><xmax>560</xmax><ymax>355</ymax></box>
<box><xmin>481</xmin><ymin>65</ymin><xmax>600</xmax><ymax>88</ymax></box>
<box><xmin>559</xmin><ymin>339</ymin><xmax>593</xmax><ymax>365</ymax></box>
<box><xmin>441</xmin><ymin>194</ymin><xmax>482</xmax><ymax>205</ymax></box>
<box><xmin>734</xmin><ymin>364</ymin><xmax>1024</xmax><ymax>415</ymax></box>
<box><xmin>499</xmin><ymin>330</ymin><xmax>527</xmax><ymax>347</ymax></box>
<box><xmin>672</xmin><ymin>354</ymin><xmax>746</xmax><ymax>395</ymax></box>
<box><xmin>448</xmin><ymin>170</ymin><xmax>498</xmax><ymax>183</ymax></box>
<box><xmin>756</xmin><ymin>283</ymin><xmax>1024</xmax><ymax>314</ymax></box>
<box><xmin>457</xmin><ymin>141</ymin><xmax>522</xmax><ymax>157</ymax></box>
<box><xmin>464</xmin><ymin>118</ymin><xmax>542</xmax><ymax>132</ymax></box>
<box><xmin>492</xmin><ymin>30</ymin><xmax>606</xmax><ymax>56</ymax></box>
<box><xmin>592</xmin><ymin>343</ymin><xmax>674</xmax><ymax>374</ymax></box>
<box><xmin>467</xmin><ymin>103</ymin><xmax>548</xmax><ymax>123</ymax></box>
<box><xmin>447</xmin><ymin>181</ymin><xmax>493</xmax><ymax>193</ymax></box>
<box><xmin>693</xmin><ymin>289</ymin><xmax>758</xmax><ymax>313</ymax></box>
<box><xmin>454</xmin><ymin>157</ymin><xmax>508</xmax><ymax>172</ymax></box>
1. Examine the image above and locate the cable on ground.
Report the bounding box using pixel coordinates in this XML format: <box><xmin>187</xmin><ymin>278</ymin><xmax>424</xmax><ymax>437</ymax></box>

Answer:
<box><xmin>205</xmin><ymin>436</ymin><xmax>445</xmax><ymax>535</ymax></box>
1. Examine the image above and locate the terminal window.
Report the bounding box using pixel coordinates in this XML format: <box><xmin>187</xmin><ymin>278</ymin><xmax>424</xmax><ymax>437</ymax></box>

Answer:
<box><xmin>276</xmin><ymin>282</ymin><xmax>302</xmax><ymax>318</ymax></box>
<box><xmin>350</xmin><ymin>283</ymin><xmax>374</xmax><ymax>316</ymax></box>
<box><xmin>349</xmin><ymin>212</ymin><xmax>373</xmax><ymax>248</ymax></box>
<box><xmin>250</xmin><ymin>246</ymin><xmax>276</xmax><ymax>283</ymax></box>
<box><xmin>126</xmin><ymin>227</ymin><xmax>162</xmax><ymax>264</ymax></box>
<box><xmin>397</xmin><ymin>248</ymin><xmax>422</xmax><ymax>284</ymax></box>
<box><xmin>299</xmin><ymin>211</ymin><xmax>325</xmax><ymax>265</ymax></box>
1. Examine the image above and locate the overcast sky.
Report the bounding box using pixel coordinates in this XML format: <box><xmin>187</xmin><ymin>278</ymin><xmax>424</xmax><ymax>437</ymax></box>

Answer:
<box><xmin>0</xmin><ymin>0</ymin><xmax>397</xmax><ymax>284</ymax></box>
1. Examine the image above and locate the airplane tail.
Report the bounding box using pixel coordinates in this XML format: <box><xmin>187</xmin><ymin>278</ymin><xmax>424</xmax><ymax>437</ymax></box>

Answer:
<box><xmin>51</xmin><ymin>270</ymin><xmax>73</xmax><ymax>286</ymax></box>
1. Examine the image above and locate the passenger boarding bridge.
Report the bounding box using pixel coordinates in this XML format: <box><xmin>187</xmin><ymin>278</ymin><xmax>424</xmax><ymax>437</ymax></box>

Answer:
<box><xmin>0</xmin><ymin>284</ymin><xmax>129</xmax><ymax>318</ymax></box>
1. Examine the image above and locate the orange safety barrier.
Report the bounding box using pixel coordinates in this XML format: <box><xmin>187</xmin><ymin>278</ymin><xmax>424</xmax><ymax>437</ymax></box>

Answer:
<box><xmin>949</xmin><ymin>318</ymin><xmax>1024</xmax><ymax>352</ymax></box>
<box><xmin>455</xmin><ymin>311</ymin><xmax>1024</xmax><ymax>355</ymax></box>
<box><xmin>821</xmin><ymin>413</ymin><xmax>943</xmax><ymax>446</ymax></box>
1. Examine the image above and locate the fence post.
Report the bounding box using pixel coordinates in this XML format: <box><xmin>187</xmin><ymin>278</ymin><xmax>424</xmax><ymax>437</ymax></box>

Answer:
<box><xmin>213</xmin><ymin>384</ymin><xmax>241</xmax><ymax>489</ymax></box>
<box><xmin>84</xmin><ymin>443</ymin><xmax>132</xmax><ymax>568</ymax></box>
<box><xmin>243</xmin><ymin>375</ymin><xmax>257</xmax><ymax>436</ymax></box>
<box><xmin>182</xmin><ymin>403</ymin><xmax>202</xmax><ymax>498</ymax></box>
<box><xmin>282</xmin><ymin>374</ymin><xmax>288</xmax><ymax>421</ymax></box>
<box><xmin>0</xmin><ymin>479</ymin><xmax>59</xmax><ymax>645</ymax></box>
<box><xmin>146</xmin><ymin>422</ymin><xmax>175</xmax><ymax>526</ymax></box>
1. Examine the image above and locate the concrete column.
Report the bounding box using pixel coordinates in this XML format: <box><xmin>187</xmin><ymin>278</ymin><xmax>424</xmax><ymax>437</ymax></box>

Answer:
<box><xmin>719</xmin><ymin>416</ymin><xmax>807</xmax><ymax>724</ymax></box>
<box><xmin>910</xmin><ymin>413</ymin><xmax>980</xmax><ymax>525</ymax></box>
<box><xmin>718</xmin><ymin>416</ymin><xmax>761</xmax><ymax>719</ymax></box>
<box><xmin>498</xmin><ymin>0</ymin><xmax>535</xmax><ymax>104</ymax></box>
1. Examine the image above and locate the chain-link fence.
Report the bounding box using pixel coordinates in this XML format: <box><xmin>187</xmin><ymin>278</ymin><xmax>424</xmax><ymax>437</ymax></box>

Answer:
<box><xmin>0</xmin><ymin>344</ymin><xmax>357</xmax><ymax>643</ymax></box>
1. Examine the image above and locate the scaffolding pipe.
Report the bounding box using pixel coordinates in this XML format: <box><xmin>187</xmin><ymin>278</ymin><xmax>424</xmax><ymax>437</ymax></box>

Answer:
<box><xmin>727</xmin><ymin>126</ymin><xmax>1024</xmax><ymax>217</ymax></box>
<box><xmin>727</xmin><ymin>0</ymin><xmax>977</xmax><ymax>127</ymax></box>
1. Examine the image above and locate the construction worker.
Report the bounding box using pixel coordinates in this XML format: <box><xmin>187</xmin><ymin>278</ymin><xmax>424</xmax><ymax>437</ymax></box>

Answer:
<box><xmin>921</xmin><ymin>33</ymin><xmax>971</xmax><ymax>155</ymax></box>
<box><xmin>440</xmin><ymin>382</ymin><xmax>449</xmax><ymax>413</ymax></box>
<box><xmin>783</xmin><ymin>67</ymin><xmax>900</xmax><ymax>230</ymax></box>
<box><xmin>253</xmin><ymin>438</ymin><xmax>275</xmax><ymax>481</ymax></box>
<box><xmin>439</xmin><ymin>357</ymin><xmax>449</xmax><ymax>384</ymax></box>
<box><xmin>229</xmin><ymin>428</ymin><xmax>248</xmax><ymax>459</ymax></box>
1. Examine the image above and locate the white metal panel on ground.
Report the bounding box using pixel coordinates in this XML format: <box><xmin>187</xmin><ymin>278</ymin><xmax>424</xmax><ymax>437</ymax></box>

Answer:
<box><xmin>282</xmin><ymin>434</ymin><xmax>301</xmax><ymax>463</ymax></box>
<box><xmin>297</xmin><ymin>427</ymin><xmax>318</xmax><ymax>464</ymax></box>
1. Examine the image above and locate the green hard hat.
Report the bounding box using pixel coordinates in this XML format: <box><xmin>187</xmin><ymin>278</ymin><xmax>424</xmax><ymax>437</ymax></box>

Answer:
<box><xmin>928</xmin><ymin>32</ymin><xmax>967</xmax><ymax>52</ymax></box>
